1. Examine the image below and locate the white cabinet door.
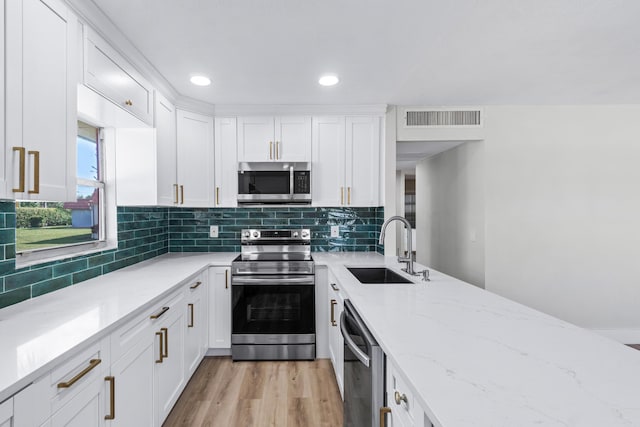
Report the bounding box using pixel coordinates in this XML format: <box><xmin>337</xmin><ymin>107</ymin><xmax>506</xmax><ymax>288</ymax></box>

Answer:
<box><xmin>0</xmin><ymin>1</ymin><xmax>6</xmax><ymax>199</ymax></box>
<box><xmin>185</xmin><ymin>275</ymin><xmax>207</xmax><ymax>377</ymax></box>
<box><xmin>312</xmin><ymin>116</ymin><xmax>346</xmax><ymax>206</ymax></box>
<box><xmin>49</xmin><ymin>376</ymin><xmax>104</xmax><ymax>427</ymax></box>
<box><xmin>214</xmin><ymin>118</ymin><xmax>238</xmax><ymax>207</ymax></box>
<box><xmin>84</xmin><ymin>28</ymin><xmax>153</xmax><ymax>125</ymax></box>
<box><xmin>109</xmin><ymin>338</ymin><xmax>154</xmax><ymax>427</ymax></box>
<box><xmin>6</xmin><ymin>0</ymin><xmax>77</xmax><ymax>202</ymax></box>
<box><xmin>0</xmin><ymin>398</ymin><xmax>13</xmax><ymax>427</ymax></box>
<box><xmin>114</xmin><ymin>128</ymin><xmax>157</xmax><ymax>206</ymax></box>
<box><xmin>275</xmin><ymin>116</ymin><xmax>311</xmax><ymax>162</ymax></box>
<box><xmin>155</xmin><ymin>92</ymin><xmax>177</xmax><ymax>206</ymax></box>
<box><xmin>208</xmin><ymin>267</ymin><xmax>231</xmax><ymax>349</ymax></box>
<box><xmin>176</xmin><ymin>110</ymin><xmax>214</xmax><ymax>207</ymax></box>
<box><xmin>345</xmin><ymin>116</ymin><xmax>380</xmax><ymax>207</ymax></box>
<box><xmin>237</xmin><ymin>116</ymin><xmax>274</xmax><ymax>162</ymax></box>
<box><xmin>155</xmin><ymin>307</ymin><xmax>186</xmax><ymax>426</ymax></box>
<box><xmin>327</xmin><ymin>274</ymin><xmax>344</xmax><ymax>398</ymax></box>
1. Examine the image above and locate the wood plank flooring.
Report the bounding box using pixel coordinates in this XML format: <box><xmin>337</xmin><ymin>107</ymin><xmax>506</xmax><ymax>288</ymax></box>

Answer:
<box><xmin>163</xmin><ymin>357</ymin><xmax>343</xmax><ymax>427</ymax></box>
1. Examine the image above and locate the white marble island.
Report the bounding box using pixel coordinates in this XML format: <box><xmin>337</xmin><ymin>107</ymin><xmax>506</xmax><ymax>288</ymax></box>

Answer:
<box><xmin>314</xmin><ymin>252</ymin><xmax>640</xmax><ymax>427</ymax></box>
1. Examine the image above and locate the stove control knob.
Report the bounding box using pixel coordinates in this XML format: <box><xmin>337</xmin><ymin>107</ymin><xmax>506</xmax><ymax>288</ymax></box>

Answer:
<box><xmin>243</xmin><ymin>231</ymin><xmax>250</xmax><ymax>238</ymax></box>
<box><xmin>293</xmin><ymin>231</ymin><xmax>299</xmax><ymax>238</ymax></box>
<box><xmin>252</xmin><ymin>231</ymin><xmax>259</xmax><ymax>238</ymax></box>
<box><xmin>301</xmin><ymin>230</ymin><xmax>309</xmax><ymax>238</ymax></box>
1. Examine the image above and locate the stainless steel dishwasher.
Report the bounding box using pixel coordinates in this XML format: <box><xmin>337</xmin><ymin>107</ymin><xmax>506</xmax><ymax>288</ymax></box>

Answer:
<box><xmin>341</xmin><ymin>299</ymin><xmax>385</xmax><ymax>427</ymax></box>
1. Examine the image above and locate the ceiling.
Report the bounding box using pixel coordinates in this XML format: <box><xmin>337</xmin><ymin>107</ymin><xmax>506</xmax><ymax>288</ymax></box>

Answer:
<box><xmin>91</xmin><ymin>0</ymin><xmax>640</xmax><ymax>106</ymax></box>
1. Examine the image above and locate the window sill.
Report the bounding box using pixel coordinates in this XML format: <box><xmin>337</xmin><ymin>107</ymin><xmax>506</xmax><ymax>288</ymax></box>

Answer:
<box><xmin>16</xmin><ymin>240</ymin><xmax>117</xmax><ymax>269</ymax></box>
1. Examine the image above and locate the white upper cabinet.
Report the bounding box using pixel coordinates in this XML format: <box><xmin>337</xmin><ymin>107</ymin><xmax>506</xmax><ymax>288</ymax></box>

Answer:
<box><xmin>214</xmin><ymin>118</ymin><xmax>238</xmax><ymax>207</ymax></box>
<box><xmin>237</xmin><ymin>116</ymin><xmax>311</xmax><ymax>162</ymax></box>
<box><xmin>5</xmin><ymin>0</ymin><xmax>77</xmax><ymax>202</ymax></box>
<box><xmin>155</xmin><ymin>92</ymin><xmax>178</xmax><ymax>206</ymax></box>
<box><xmin>84</xmin><ymin>27</ymin><xmax>153</xmax><ymax>125</ymax></box>
<box><xmin>312</xmin><ymin>116</ymin><xmax>381</xmax><ymax>207</ymax></box>
<box><xmin>0</xmin><ymin>2</ymin><xmax>6</xmax><ymax>200</ymax></box>
<box><xmin>176</xmin><ymin>110</ymin><xmax>214</xmax><ymax>207</ymax></box>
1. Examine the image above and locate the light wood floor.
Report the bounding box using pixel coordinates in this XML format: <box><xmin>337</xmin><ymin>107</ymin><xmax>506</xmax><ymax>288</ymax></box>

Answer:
<box><xmin>163</xmin><ymin>357</ymin><xmax>343</xmax><ymax>427</ymax></box>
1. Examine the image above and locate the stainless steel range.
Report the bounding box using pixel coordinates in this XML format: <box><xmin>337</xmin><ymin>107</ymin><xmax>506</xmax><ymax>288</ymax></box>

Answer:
<box><xmin>231</xmin><ymin>229</ymin><xmax>315</xmax><ymax>361</ymax></box>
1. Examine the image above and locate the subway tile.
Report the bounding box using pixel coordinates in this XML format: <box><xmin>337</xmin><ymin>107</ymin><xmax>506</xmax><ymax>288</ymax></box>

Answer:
<box><xmin>88</xmin><ymin>253</ymin><xmax>115</xmax><ymax>268</ymax></box>
<box><xmin>0</xmin><ymin>260</ymin><xmax>15</xmax><ymax>275</ymax></box>
<box><xmin>0</xmin><ymin>229</ymin><xmax>14</xmax><ymax>243</ymax></box>
<box><xmin>53</xmin><ymin>260</ymin><xmax>88</xmax><ymax>277</ymax></box>
<box><xmin>5</xmin><ymin>267</ymin><xmax>53</xmax><ymax>291</ymax></box>
<box><xmin>72</xmin><ymin>267</ymin><xmax>103</xmax><ymax>284</ymax></box>
<box><xmin>32</xmin><ymin>276</ymin><xmax>73</xmax><ymax>297</ymax></box>
<box><xmin>0</xmin><ymin>287</ymin><xmax>30</xmax><ymax>309</ymax></box>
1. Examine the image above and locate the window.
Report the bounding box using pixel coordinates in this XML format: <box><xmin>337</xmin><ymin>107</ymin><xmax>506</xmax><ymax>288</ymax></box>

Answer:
<box><xmin>16</xmin><ymin>121</ymin><xmax>106</xmax><ymax>259</ymax></box>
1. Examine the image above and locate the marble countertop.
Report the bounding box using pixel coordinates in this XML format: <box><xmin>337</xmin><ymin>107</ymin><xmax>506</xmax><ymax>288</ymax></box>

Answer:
<box><xmin>313</xmin><ymin>253</ymin><xmax>640</xmax><ymax>426</ymax></box>
<box><xmin>0</xmin><ymin>253</ymin><xmax>236</xmax><ymax>402</ymax></box>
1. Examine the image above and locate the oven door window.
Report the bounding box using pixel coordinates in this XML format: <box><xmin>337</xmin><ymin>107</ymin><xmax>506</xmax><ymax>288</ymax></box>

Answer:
<box><xmin>238</xmin><ymin>171</ymin><xmax>290</xmax><ymax>195</ymax></box>
<box><xmin>232</xmin><ymin>285</ymin><xmax>315</xmax><ymax>334</ymax></box>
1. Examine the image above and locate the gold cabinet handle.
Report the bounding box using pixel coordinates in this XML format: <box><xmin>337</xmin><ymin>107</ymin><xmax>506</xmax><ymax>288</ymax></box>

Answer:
<box><xmin>380</xmin><ymin>407</ymin><xmax>391</xmax><ymax>427</ymax></box>
<box><xmin>394</xmin><ymin>391</ymin><xmax>408</xmax><ymax>405</ymax></box>
<box><xmin>150</xmin><ymin>306</ymin><xmax>170</xmax><ymax>319</ymax></box>
<box><xmin>330</xmin><ymin>283</ymin><xmax>339</xmax><ymax>291</ymax></box>
<box><xmin>161</xmin><ymin>327</ymin><xmax>168</xmax><ymax>358</ymax></box>
<box><xmin>155</xmin><ymin>331</ymin><xmax>164</xmax><ymax>363</ymax></box>
<box><xmin>225</xmin><ymin>269</ymin><xmax>229</xmax><ymax>289</ymax></box>
<box><xmin>180</xmin><ymin>185</ymin><xmax>184</xmax><ymax>204</ymax></box>
<box><xmin>347</xmin><ymin>186</ymin><xmax>351</xmax><ymax>205</ymax></box>
<box><xmin>340</xmin><ymin>187</ymin><xmax>344</xmax><ymax>205</ymax></box>
<box><xmin>12</xmin><ymin>147</ymin><xmax>26</xmax><ymax>192</ymax></box>
<box><xmin>269</xmin><ymin>141</ymin><xmax>273</xmax><ymax>159</ymax></box>
<box><xmin>330</xmin><ymin>299</ymin><xmax>337</xmax><ymax>326</ymax></box>
<box><xmin>28</xmin><ymin>150</ymin><xmax>40</xmax><ymax>194</ymax></box>
<box><xmin>190</xmin><ymin>281</ymin><xmax>202</xmax><ymax>290</ymax></box>
<box><xmin>276</xmin><ymin>141</ymin><xmax>279</xmax><ymax>159</ymax></box>
<box><xmin>174</xmin><ymin>184</ymin><xmax>179</xmax><ymax>204</ymax></box>
<box><xmin>124</xmin><ymin>100</ymin><xmax>133</xmax><ymax>106</ymax></box>
<box><xmin>57</xmin><ymin>358</ymin><xmax>102</xmax><ymax>388</ymax></box>
<box><xmin>216</xmin><ymin>187</ymin><xmax>220</xmax><ymax>205</ymax></box>
<box><xmin>104</xmin><ymin>376</ymin><xmax>115</xmax><ymax>420</ymax></box>
<box><xmin>188</xmin><ymin>303</ymin><xmax>194</xmax><ymax>328</ymax></box>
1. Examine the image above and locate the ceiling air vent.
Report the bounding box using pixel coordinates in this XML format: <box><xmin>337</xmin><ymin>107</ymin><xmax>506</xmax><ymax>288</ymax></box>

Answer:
<box><xmin>404</xmin><ymin>109</ymin><xmax>482</xmax><ymax>127</ymax></box>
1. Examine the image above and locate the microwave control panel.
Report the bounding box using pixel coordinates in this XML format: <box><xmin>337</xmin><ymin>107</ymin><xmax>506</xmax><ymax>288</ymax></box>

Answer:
<box><xmin>294</xmin><ymin>171</ymin><xmax>311</xmax><ymax>194</ymax></box>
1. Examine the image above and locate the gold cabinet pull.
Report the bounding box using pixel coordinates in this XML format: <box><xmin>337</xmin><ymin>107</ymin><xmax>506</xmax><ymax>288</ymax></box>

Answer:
<box><xmin>155</xmin><ymin>331</ymin><xmax>164</xmax><ymax>363</ymax></box>
<box><xmin>12</xmin><ymin>147</ymin><xmax>26</xmax><ymax>192</ymax></box>
<box><xmin>124</xmin><ymin>100</ymin><xmax>133</xmax><ymax>106</ymax></box>
<box><xmin>150</xmin><ymin>306</ymin><xmax>170</xmax><ymax>319</ymax></box>
<box><xmin>394</xmin><ymin>391</ymin><xmax>408</xmax><ymax>405</ymax></box>
<box><xmin>225</xmin><ymin>269</ymin><xmax>228</xmax><ymax>289</ymax></box>
<box><xmin>330</xmin><ymin>299</ymin><xmax>337</xmax><ymax>326</ymax></box>
<box><xmin>340</xmin><ymin>187</ymin><xmax>344</xmax><ymax>205</ymax></box>
<box><xmin>216</xmin><ymin>187</ymin><xmax>220</xmax><ymax>205</ymax></box>
<box><xmin>174</xmin><ymin>184</ymin><xmax>179</xmax><ymax>204</ymax></box>
<box><xmin>180</xmin><ymin>185</ymin><xmax>184</xmax><ymax>204</ymax></box>
<box><xmin>188</xmin><ymin>303</ymin><xmax>194</xmax><ymax>328</ymax></box>
<box><xmin>28</xmin><ymin>150</ymin><xmax>40</xmax><ymax>194</ymax></box>
<box><xmin>330</xmin><ymin>283</ymin><xmax>339</xmax><ymax>291</ymax></box>
<box><xmin>276</xmin><ymin>141</ymin><xmax>279</xmax><ymax>159</ymax></box>
<box><xmin>104</xmin><ymin>376</ymin><xmax>115</xmax><ymax>420</ymax></box>
<box><xmin>380</xmin><ymin>407</ymin><xmax>391</xmax><ymax>427</ymax></box>
<box><xmin>190</xmin><ymin>281</ymin><xmax>202</xmax><ymax>290</ymax></box>
<box><xmin>347</xmin><ymin>186</ymin><xmax>351</xmax><ymax>205</ymax></box>
<box><xmin>161</xmin><ymin>327</ymin><xmax>168</xmax><ymax>358</ymax></box>
<box><xmin>57</xmin><ymin>358</ymin><xmax>102</xmax><ymax>388</ymax></box>
<box><xmin>269</xmin><ymin>141</ymin><xmax>273</xmax><ymax>159</ymax></box>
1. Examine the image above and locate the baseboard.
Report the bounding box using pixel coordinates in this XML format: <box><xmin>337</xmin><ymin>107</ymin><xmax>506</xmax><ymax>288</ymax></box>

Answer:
<box><xmin>590</xmin><ymin>329</ymin><xmax>640</xmax><ymax>344</ymax></box>
<box><xmin>205</xmin><ymin>348</ymin><xmax>231</xmax><ymax>357</ymax></box>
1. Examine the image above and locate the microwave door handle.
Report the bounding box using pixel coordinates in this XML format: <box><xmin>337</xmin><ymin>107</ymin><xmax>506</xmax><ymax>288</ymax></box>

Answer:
<box><xmin>290</xmin><ymin>166</ymin><xmax>294</xmax><ymax>199</ymax></box>
<box><xmin>340</xmin><ymin>311</ymin><xmax>371</xmax><ymax>368</ymax></box>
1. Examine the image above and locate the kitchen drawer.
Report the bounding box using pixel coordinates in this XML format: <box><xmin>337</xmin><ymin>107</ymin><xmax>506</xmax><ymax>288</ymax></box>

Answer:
<box><xmin>387</xmin><ymin>362</ymin><xmax>423</xmax><ymax>427</ymax></box>
<box><xmin>48</xmin><ymin>337</ymin><xmax>109</xmax><ymax>415</ymax></box>
<box><xmin>110</xmin><ymin>287</ymin><xmax>185</xmax><ymax>362</ymax></box>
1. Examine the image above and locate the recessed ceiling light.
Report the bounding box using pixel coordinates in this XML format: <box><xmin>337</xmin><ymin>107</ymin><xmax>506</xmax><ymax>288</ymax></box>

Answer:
<box><xmin>190</xmin><ymin>75</ymin><xmax>211</xmax><ymax>86</ymax></box>
<box><xmin>319</xmin><ymin>74</ymin><xmax>339</xmax><ymax>86</ymax></box>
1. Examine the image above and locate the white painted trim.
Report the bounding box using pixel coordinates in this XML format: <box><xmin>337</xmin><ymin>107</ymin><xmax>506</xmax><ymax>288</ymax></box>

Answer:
<box><xmin>213</xmin><ymin>104</ymin><xmax>388</xmax><ymax>116</ymax></box>
<box><xmin>590</xmin><ymin>329</ymin><xmax>640</xmax><ymax>344</ymax></box>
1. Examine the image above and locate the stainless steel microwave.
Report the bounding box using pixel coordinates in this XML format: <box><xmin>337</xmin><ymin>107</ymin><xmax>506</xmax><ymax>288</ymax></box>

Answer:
<box><xmin>237</xmin><ymin>162</ymin><xmax>311</xmax><ymax>204</ymax></box>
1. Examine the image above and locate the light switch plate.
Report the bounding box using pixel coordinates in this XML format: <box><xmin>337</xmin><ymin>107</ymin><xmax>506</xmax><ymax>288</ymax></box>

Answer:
<box><xmin>330</xmin><ymin>225</ymin><xmax>340</xmax><ymax>238</ymax></box>
<box><xmin>209</xmin><ymin>225</ymin><xmax>219</xmax><ymax>238</ymax></box>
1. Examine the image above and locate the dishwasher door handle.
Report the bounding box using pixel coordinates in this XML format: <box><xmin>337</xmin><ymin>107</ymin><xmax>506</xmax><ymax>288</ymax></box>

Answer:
<box><xmin>340</xmin><ymin>311</ymin><xmax>370</xmax><ymax>368</ymax></box>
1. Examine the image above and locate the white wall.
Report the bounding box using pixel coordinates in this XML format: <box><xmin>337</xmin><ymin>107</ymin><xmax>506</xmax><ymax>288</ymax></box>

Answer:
<box><xmin>415</xmin><ymin>141</ymin><xmax>485</xmax><ymax>287</ymax></box>
<box><xmin>484</xmin><ymin>106</ymin><xmax>640</xmax><ymax>340</ymax></box>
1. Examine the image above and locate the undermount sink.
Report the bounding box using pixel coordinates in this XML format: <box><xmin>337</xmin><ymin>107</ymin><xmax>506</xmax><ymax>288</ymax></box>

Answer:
<box><xmin>347</xmin><ymin>267</ymin><xmax>413</xmax><ymax>284</ymax></box>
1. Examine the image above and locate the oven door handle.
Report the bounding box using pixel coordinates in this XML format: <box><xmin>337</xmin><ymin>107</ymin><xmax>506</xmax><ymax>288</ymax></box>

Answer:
<box><xmin>232</xmin><ymin>276</ymin><xmax>315</xmax><ymax>285</ymax></box>
<box><xmin>340</xmin><ymin>311</ymin><xmax>371</xmax><ymax>368</ymax></box>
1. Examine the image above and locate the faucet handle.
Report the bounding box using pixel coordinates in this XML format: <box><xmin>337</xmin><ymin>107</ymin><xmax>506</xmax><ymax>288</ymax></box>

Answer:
<box><xmin>421</xmin><ymin>269</ymin><xmax>430</xmax><ymax>282</ymax></box>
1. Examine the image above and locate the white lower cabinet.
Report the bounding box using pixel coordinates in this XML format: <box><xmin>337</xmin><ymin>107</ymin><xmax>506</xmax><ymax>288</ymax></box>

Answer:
<box><xmin>0</xmin><ymin>397</ymin><xmax>13</xmax><ymax>427</ymax></box>
<box><xmin>184</xmin><ymin>274</ymin><xmax>208</xmax><ymax>378</ymax></box>
<box><xmin>327</xmin><ymin>271</ymin><xmax>344</xmax><ymax>397</ymax></box>
<box><xmin>49</xmin><ymin>376</ymin><xmax>105</xmax><ymax>427</ymax></box>
<box><xmin>208</xmin><ymin>267</ymin><xmax>231</xmax><ymax>349</ymax></box>
<box><xmin>385</xmin><ymin>361</ymin><xmax>431</xmax><ymax>427</ymax></box>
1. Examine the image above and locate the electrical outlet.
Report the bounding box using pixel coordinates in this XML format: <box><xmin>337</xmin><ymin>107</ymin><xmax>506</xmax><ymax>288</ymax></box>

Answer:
<box><xmin>330</xmin><ymin>225</ymin><xmax>340</xmax><ymax>238</ymax></box>
<box><xmin>209</xmin><ymin>225</ymin><xmax>219</xmax><ymax>238</ymax></box>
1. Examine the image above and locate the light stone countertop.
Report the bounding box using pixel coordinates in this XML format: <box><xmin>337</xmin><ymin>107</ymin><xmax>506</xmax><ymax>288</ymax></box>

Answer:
<box><xmin>313</xmin><ymin>252</ymin><xmax>640</xmax><ymax>427</ymax></box>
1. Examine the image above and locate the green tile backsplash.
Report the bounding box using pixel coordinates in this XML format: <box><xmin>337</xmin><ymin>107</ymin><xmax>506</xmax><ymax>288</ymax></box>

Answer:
<box><xmin>0</xmin><ymin>203</ymin><xmax>383</xmax><ymax>309</ymax></box>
